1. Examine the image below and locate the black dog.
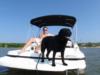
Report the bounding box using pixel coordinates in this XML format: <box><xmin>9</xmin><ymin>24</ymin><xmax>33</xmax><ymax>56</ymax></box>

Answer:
<box><xmin>41</xmin><ymin>28</ymin><xmax>72</xmax><ymax>66</ymax></box>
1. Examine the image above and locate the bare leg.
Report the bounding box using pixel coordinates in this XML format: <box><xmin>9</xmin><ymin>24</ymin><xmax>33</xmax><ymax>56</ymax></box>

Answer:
<box><xmin>21</xmin><ymin>38</ymin><xmax>36</xmax><ymax>53</ymax></box>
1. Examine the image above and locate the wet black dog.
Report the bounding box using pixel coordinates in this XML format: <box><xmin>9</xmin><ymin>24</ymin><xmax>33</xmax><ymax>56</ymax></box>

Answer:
<box><xmin>41</xmin><ymin>28</ymin><xmax>72</xmax><ymax>66</ymax></box>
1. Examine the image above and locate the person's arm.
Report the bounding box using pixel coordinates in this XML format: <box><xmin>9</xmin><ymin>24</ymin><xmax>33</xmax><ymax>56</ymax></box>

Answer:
<box><xmin>39</xmin><ymin>32</ymin><xmax>48</xmax><ymax>39</ymax></box>
<box><xmin>39</xmin><ymin>32</ymin><xmax>43</xmax><ymax>39</ymax></box>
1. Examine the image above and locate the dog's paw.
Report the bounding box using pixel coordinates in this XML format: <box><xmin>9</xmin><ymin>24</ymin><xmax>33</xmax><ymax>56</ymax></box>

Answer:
<box><xmin>41</xmin><ymin>60</ymin><xmax>44</xmax><ymax>62</ymax></box>
<box><xmin>63</xmin><ymin>63</ymin><xmax>68</xmax><ymax>66</ymax></box>
<box><xmin>52</xmin><ymin>64</ymin><xmax>56</xmax><ymax>66</ymax></box>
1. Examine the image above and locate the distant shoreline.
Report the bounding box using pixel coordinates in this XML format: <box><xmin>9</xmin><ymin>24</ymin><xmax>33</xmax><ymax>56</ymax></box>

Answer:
<box><xmin>0</xmin><ymin>43</ymin><xmax>100</xmax><ymax>48</ymax></box>
<box><xmin>0</xmin><ymin>43</ymin><xmax>24</xmax><ymax>48</ymax></box>
<box><xmin>80</xmin><ymin>46</ymin><xmax>100</xmax><ymax>48</ymax></box>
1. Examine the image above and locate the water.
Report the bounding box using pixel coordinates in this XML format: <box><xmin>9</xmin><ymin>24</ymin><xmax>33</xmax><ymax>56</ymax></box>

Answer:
<box><xmin>0</xmin><ymin>48</ymin><xmax>17</xmax><ymax>74</ymax></box>
<box><xmin>0</xmin><ymin>48</ymin><xmax>100</xmax><ymax>75</ymax></box>
<box><xmin>82</xmin><ymin>48</ymin><xmax>100</xmax><ymax>75</ymax></box>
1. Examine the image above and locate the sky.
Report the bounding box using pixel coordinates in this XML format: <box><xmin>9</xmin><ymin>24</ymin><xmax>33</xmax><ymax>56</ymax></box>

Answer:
<box><xmin>0</xmin><ymin>0</ymin><xmax>100</xmax><ymax>43</ymax></box>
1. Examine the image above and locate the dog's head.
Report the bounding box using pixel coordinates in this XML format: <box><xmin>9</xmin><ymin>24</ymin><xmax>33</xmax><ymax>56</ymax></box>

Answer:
<box><xmin>58</xmin><ymin>28</ymin><xmax>72</xmax><ymax>37</ymax></box>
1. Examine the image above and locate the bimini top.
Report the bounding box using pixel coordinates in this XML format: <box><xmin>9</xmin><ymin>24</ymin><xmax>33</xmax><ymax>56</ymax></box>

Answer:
<box><xmin>30</xmin><ymin>15</ymin><xmax>76</xmax><ymax>28</ymax></box>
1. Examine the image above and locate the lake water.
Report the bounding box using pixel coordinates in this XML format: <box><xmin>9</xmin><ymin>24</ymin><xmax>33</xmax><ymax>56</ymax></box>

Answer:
<box><xmin>0</xmin><ymin>48</ymin><xmax>100</xmax><ymax>75</ymax></box>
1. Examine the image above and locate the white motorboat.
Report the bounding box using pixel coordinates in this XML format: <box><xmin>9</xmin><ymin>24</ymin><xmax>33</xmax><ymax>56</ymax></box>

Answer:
<box><xmin>0</xmin><ymin>15</ymin><xmax>86</xmax><ymax>75</ymax></box>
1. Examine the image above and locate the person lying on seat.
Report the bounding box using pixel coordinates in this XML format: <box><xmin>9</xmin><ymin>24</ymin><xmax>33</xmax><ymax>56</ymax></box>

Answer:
<box><xmin>20</xmin><ymin>26</ymin><xmax>51</xmax><ymax>53</ymax></box>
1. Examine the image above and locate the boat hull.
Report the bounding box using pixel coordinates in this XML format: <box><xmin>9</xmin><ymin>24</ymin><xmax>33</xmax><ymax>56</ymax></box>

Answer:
<box><xmin>0</xmin><ymin>54</ymin><xmax>86</xmax><ymax>72</ymax></box>
<box><xmin>0</xmin><ymin>45</ymin><xmax>86</xmax><ymax>72</ymax></box>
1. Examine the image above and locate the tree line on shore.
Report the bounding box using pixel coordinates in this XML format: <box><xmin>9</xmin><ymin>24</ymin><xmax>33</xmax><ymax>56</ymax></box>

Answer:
<box><xmin>78</xmin><ymin>42</ymin><xmax>100</xmax><ymax>48</ymax></box>
<box><xmin>0</xmin><ymin>43</ymin><xmax>24</xmax><ymax>48</ymax></box>
<box><xmin>0</xmin><ymin>42</ymin><xmax>100</xmax><ymax>48</ymax></box>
